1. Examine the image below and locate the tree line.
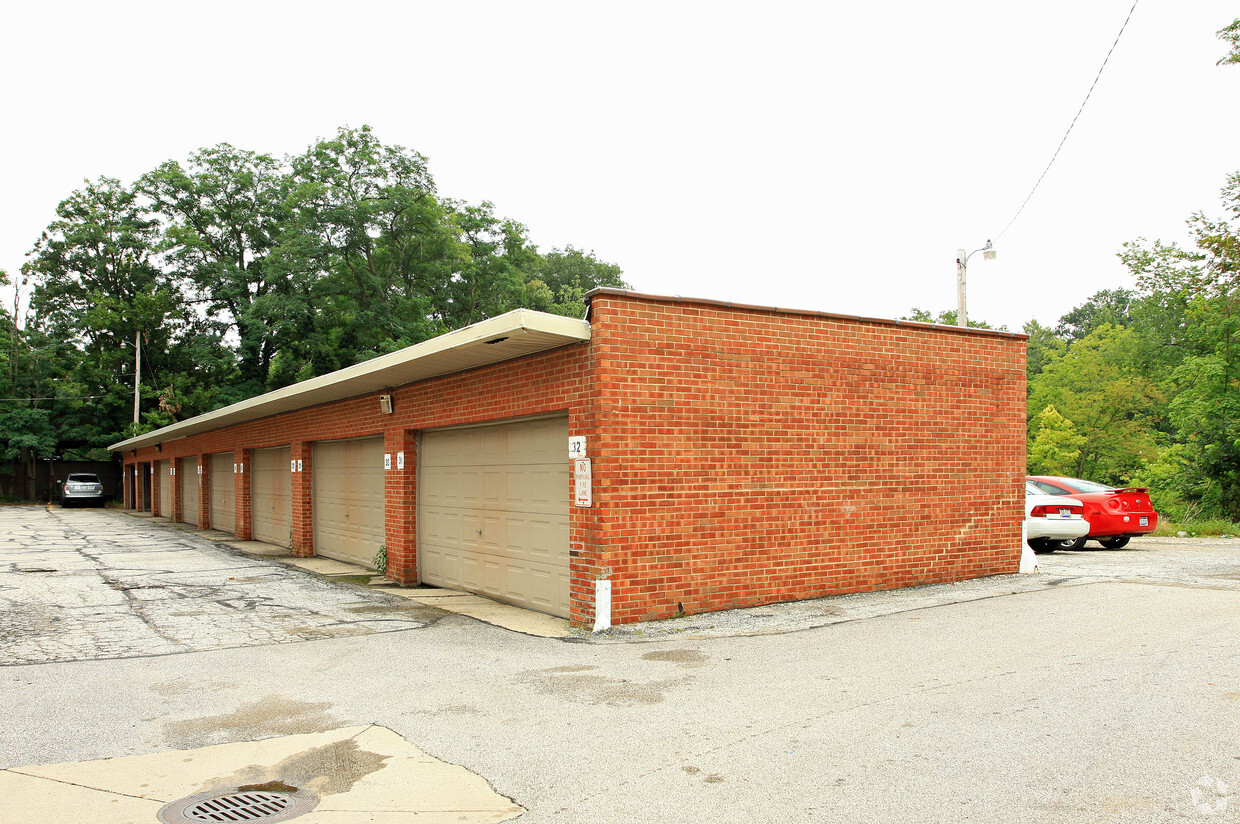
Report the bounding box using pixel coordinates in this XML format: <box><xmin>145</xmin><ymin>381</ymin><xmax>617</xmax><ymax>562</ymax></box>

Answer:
<box><xmin>1020</xmin><ymin>19</ymin><xmax>1240</xmax><ymax>523</ymax></box>
<box><xmin>1022</xmin><ymin>169</ymin><xmax>1240</xmax><ymax>522</ymax></box>
<box><xmin>0</xmin><ymin>125</ymin><xmax>626</xmax><ymax>476</ymax></box>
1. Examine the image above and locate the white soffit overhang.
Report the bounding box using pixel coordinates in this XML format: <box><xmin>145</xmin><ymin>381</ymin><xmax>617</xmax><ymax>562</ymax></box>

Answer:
<box><xmin>109</xmin><ymin>309</ymin><xmax>590</xmax><ymax>453</ymax></box>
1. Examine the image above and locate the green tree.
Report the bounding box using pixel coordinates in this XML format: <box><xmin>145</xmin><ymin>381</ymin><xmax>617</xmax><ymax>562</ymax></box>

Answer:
<box><xmin>525</xmin><ymin>246</ymin><xmax>628</xmax><ymax>317</ymax></box>
<box><xmin>1055</xmin><ymin>288</ymin><xmax>1135</xmax><ymax>341</ymax></box>
<box><xmin>899</xmin><ymin>308</ymin><xmax>1004</xmax><ymax>330</ymax></box>
<box><xmin>1027</xmin><ymin>324</ymin><xmax>1162</xmax><ymax>482</ymax></box>
<box><xmin>0</xmin><ymin>269</ymin><xmax>58</xmax><ymax>473</ymax></box>
<box><xmin>1027</xmin><ymin>405</ymin><xmax>1086</xmax><ymax>477</ymax></box>
<box><xmin>1022</xmin><ymin>319</ymin><xmax>1066</xmax><ymax>382</ymax></box>
<box><xmin>22</xmin><ymin>177</ymin><xmax>178</xmax><ymax>444</ymax></box>
<box><xmin>21</xmin><ymin>176</ymin><xmax>235</xmax><ymax>447</ymax></box>
<box><xmin>270</xmin><ymin>125</ymin><xmax>463</xmax><ymax>384</ymax></box>
<box><xmin>1121</xmin><ymin>171</ymin><xmax>1240</xmax><ymax>515</ymax></box>
<box><xmin>440</xmin><ymin>199</ymin><xmax>537</xmax><ymax>327</ymax></box>
<box><xmin>140</xmin><ymin>144</ymin><xmax>286</xmax><ymax>396</ymax></box>
<box><xmin>1218</xmin><ymin>18</ymin><xmax>1240</xmax><ymax>65</ymax></box>
<box><xmin>13</xmin><ymin>125</ymin><xmax>629</xmax><ymax>484</ymax></box>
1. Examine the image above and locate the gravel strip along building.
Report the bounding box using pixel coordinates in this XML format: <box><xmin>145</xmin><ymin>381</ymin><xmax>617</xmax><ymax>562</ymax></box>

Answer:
<box><xmin>112</xmin><ymin>289</ymin><xmax>1028</xmax><ymax>626</ymax></box>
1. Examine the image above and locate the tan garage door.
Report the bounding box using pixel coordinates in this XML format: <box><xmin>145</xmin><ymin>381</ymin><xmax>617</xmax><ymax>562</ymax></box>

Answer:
<box><xmin>252</xmin><ymin>446</ymin><xmax>292</xmax><ymax>547</ymax></box>
<box><xmin>313</xmin><ymin>437</ymin><xmax>385</xmax><ymax>567</ymax></box>
<box><xmin>180</xmin><ymin>459</ymin><xmax>199</xmax><ymax>526</ymax></box>
<box><xmin>159</xmin><ymin>461</ymin><xmax>172</xmax><ymax>517</ymax></box>
<box><xmin>210</xmin><ymin>452</ymin><xmax>235</xmax><ymax>534</ymax></box>
<box><xmin>420</xmin><ymin>416</ymin><xmax>570</xmax><ymax>618</ymax></box>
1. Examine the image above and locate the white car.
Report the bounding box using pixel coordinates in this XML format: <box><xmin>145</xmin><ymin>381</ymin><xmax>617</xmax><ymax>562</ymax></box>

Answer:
<box><xmin>1025</xmin><ymin>482</ymin><xmax>1088</xmax><ymax>553</ymax></box>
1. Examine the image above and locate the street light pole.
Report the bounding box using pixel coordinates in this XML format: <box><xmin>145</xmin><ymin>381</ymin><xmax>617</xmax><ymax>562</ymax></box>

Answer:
<box><xmin>132</xmin><ymin>331</ymin><xmax>141</xmax><ymax>425</ymax></box>
<box><xmin>956</xmin><ymin>248</ymin><xmax>969</xmax><ymax>329</ymax></box>
<box><xmin>955</xmin><ymin>240</ymin><xmax>996</xmax><ymax>328</ymax></box>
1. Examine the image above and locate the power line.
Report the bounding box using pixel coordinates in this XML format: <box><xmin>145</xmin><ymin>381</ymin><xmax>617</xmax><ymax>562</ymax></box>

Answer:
<box><xmin>0</xmin><ymin>396</ymin><xmax>109</xmax><ymax>401</ymax></box>
<box><xmin>994</xmin><ymin>0</ymin><xmax>1141</xmax><ymax>240</ymax></box>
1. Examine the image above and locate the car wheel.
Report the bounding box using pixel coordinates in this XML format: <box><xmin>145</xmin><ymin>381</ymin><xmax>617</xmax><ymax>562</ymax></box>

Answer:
<box><xmin>1058</xmin><ymin>537</ymin><xmax>1088</xmax><ymax>551</ymax></box>
<box><xmin>1099</xmin><ymin>536</ymin><xmax>1130</xmax><ymax>549</ymax></box>
<box><xmin>1028</xmin><ymin>538</ymin><xmax>1056</xmax><ymax>553</ymax></box>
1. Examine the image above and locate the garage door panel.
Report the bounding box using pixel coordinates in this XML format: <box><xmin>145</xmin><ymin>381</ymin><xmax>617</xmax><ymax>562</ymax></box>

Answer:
<box><xmin>425</xmin><ymin>466</ymin><xmax>564</xmax><ymax>517</ymax></box>
<box><xmin>180</xmin><ymin>462</ymin><xmax>199</xmax><ymax>526</ymax></box>
<box><xmin>420</xmin><ymin>416</ymin><xmax>569</xmax><ymax>618</ymax></box>
<box><xmin>252</xmin><ymin>447</ymin><xmax>292</xmax><ymax>547</ymax></box>
<box><xmin>159</xmin><ymin>461</ymin><xmax>172</xmax><ymax>516</ymax></box>
<box><xmin>313</xmin><ymin>438</ymin><xmax>384</xmax><ymax>567</ymax></box>
<box><xmin>424</xmin><ymin>545</ymin><xmax>462</xmax><ymax>589</ymax></box>
<box><xmin>209</xmin><ymin>453</ymin><xmax>235</xmax><ymax>534</ymax></box>
<box><xmin>421</xmin><ymin>417</ymin><xmax>565</xmax><ymax>467</ymax></box>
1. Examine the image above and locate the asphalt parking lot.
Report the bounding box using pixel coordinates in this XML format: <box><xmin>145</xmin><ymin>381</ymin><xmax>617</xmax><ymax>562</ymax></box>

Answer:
<box><xmin>2</xmin><ymin>506</ymin><xmax>1238</xmax><ymax>823</ymax></box>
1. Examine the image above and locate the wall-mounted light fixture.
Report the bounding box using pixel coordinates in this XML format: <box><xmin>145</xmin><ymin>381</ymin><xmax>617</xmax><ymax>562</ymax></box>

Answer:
<box><xmin>379</xmin><ymin>394</ymin><xmax>393</xmax><ymax>415</ymax></box>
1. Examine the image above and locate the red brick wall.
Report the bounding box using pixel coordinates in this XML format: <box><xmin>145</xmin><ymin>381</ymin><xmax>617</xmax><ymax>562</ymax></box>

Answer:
<box><xmin>121</xmin><ymin>293</ymin><xmax>1025</xmax><ymax>627</ymax></box>
<box><xmin>585</xmin><ymin>294</ymin><xmax>1027</xmax><ymax>624</ymax></box>
<box><xmin>291</xmin><ymin>442</ymin><xmax>313</xmax><ymax>556</ymax></box>
<box><xmin>383</xmin><ymin>429</ymin><xmax>418</xmax><ymax>582</ymax></box>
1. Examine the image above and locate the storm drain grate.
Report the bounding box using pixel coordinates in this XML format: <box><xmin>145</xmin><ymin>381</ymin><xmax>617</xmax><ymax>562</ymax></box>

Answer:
<box><xmin>157</xmin><ymin>790</ymin><xmax>318</xmax><ymax>823</ymax></box>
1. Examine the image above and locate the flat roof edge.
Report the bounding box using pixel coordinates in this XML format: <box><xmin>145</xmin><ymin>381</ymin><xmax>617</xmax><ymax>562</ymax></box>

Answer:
<box><xmin>109</xmin><ymin>309</ymin><xmax>590</xmax><ymax>453</ymax></box>
<box><xmin>583</xmin><ymin>288</ymin><xmax>1029</xmax><ymax>341</ymax></box>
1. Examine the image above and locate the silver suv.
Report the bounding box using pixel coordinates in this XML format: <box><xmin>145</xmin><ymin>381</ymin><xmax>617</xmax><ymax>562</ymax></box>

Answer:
<box><xmin>61</xmin><ymin>473</ymin><xmax>105</xmax><ymax>507</ymax></box>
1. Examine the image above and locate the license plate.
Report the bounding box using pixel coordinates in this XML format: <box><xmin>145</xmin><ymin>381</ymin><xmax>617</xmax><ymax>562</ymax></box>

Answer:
<box><xmin>1057</xmin><ymin>508</ymin><xmax>1071</xmax><ymax>518</ymax></box>
<box><xmin>1139</xmin><ymin>516</ymin><xmax>1148</xmax><ymax>526</ymax></box>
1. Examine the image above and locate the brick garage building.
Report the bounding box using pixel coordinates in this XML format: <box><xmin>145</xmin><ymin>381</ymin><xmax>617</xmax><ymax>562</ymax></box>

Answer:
<box><xmin>112</xmin><ymin>290</ymin><xmax>1028</xmax><ymax>626</ymax></box>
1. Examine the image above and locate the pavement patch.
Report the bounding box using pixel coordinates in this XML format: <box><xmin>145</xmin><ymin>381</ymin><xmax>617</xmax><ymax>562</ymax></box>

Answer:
<box><xmin>2</xmin><ymin>725</ymin><xmax>525</xmax><ymax>824</ymax></box>
<box><xmin>0</xmin><ymin>507</ymin><xmax>442</xmax><ymax>665</ymax></box>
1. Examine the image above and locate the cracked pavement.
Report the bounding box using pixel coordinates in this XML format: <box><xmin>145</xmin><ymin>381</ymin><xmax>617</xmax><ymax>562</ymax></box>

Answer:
<box><xmin>2</xmin><ymin>506</ymin><xmax>1239</xmax><ymax>823</ymax></box>
<box><xmin>0</xmin><ymin>506</ymin><xmax>441</xmax><ymax>665</ymax></box>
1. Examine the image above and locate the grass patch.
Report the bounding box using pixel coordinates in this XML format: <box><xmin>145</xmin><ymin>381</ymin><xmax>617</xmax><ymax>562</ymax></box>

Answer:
<box><xmin>329</xmin><ymin>574</ymin><xmax>376</xmax><ymax>586</ymax></box>
<box><xmin>1152</xmin><ymin>518</ymin><xmax>1240</xmax><ymax>537</ymax></box>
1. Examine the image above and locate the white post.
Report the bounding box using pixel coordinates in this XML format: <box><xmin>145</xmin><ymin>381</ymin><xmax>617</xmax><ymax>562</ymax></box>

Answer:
<box><xmin>1019</xmin><ymin>517</ymin><xmax>1039</xmax><ymax>573</ymax></box>
<box><xmin>592</xmin><ymin>579</ymin><xmax>612</xmax><ymax>632</ymax></box>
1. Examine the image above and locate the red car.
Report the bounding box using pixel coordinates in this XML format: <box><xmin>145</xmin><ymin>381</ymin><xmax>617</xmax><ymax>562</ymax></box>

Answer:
<box><xmin>1026</xmin><ymin>476</ymin><xmax>1158</xmax><ymax>549</ymax></box>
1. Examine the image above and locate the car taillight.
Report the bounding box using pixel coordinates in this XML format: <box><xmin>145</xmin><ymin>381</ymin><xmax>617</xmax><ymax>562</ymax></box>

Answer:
<box><xmin>1107</xmin><ymin>498</ymin><xmax>1121</xmax><ymax>509</ymax></box>
<box><xmin>1031</xmin><ymin>504</ymin><xmax>1082</xmax><ymax>517</ymax></box>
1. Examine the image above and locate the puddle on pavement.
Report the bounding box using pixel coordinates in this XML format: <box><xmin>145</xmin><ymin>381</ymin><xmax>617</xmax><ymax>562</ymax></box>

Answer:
<box><xmin>346</xmin><ymin>603</ymin><xmax>447</xmax><ymax>620</ymax></box>
<box><xmin>518</xmin><ymin>666</ymin><xmax>682</xmax><ymax>706</ymax></box>
<box><xmin>166</xmin><ymin>696</ymin><xmax>338</xmax><ymax>748</ymax></box>
<box><xmin>641</xmin><ymin>649</ymin><xmax>709</xmax><ymax>666</ymax></box>
<box><xmin>151</xmin><ymin>679</ymin><xmax>237</xmax><ymax>697</ymax></box>
<box><xmin>198</xmin><ymin>738</ymin><xmax>388</xmax><ymax>798</ymax></box>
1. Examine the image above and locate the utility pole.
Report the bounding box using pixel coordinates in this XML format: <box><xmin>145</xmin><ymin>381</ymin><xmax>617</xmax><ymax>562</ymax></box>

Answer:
<box><xmin>955</xmin><ymin>241</ymin><xmax>996</xmax><ymax>328</ymax></box>
<box><xmin>133</xmin><ymin>331</ymin><xmax>141</xmax><ymax>424</ymax></box>
<box><xmin>956</xmin><ymin>249</ymin><xmax>969</xmax><ymax>329</ymax></box>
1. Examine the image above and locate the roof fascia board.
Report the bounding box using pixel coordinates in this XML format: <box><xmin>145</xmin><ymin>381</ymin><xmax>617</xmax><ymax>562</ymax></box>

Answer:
<box><xmin>109</xmin><ymin>309</ymin><xmax>590</xmax><ymax>453</ymax></box>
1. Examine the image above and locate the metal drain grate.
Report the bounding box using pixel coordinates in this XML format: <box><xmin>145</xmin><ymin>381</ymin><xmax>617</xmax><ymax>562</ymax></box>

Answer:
<box><xmin>157</xmin><ymin>790</ymin><xmax>318</xmax><ymax>823</ymax></box>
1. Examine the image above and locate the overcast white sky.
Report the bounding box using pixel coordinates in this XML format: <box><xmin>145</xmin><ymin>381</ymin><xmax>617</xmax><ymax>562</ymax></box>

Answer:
<box><xmin>2</xmin><ymin>1</ymin><xmax>1236</xmax><ymax>332</ymax></box>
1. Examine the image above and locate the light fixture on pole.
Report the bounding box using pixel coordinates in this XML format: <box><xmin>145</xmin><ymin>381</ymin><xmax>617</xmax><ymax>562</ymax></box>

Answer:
<box><xmin>955</xmin><ymin>240</ymin><xmax>996</xmax><ymax>328</ymax></box>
